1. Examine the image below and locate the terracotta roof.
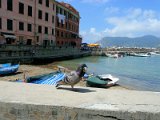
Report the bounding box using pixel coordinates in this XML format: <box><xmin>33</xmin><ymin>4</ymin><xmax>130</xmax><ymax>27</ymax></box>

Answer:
<box><xmin>58</xmin><ymin>2</ymin><xmax>79</xmax><ymax>16</ymax></box>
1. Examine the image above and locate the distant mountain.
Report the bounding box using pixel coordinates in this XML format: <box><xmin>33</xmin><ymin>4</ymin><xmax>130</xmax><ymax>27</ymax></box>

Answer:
<box><xmin>96</xmin><ymin>35</ymin><xmax>160</xmax><ymax>48</ymax></box>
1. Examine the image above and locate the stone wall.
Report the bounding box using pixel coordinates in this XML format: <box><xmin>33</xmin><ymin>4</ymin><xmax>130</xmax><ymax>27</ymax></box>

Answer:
<box><xmin>0</xmin><ymin>102</ymin><xmax>160</xmax><ymax>120</ymax></box>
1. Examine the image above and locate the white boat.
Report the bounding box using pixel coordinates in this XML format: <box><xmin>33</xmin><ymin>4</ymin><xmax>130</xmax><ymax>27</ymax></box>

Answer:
<box><xmin>130</xmin><ymin>53</ymin><xmax>151</xmax><ymax>57</ymax></box>
<box><xmin>135</xmin><ymin>53</ymin><xmax>151</xmax><ymax>57</ymax></box>
<box><xmin>105</xmin><ymin>53</ymin><xmax>121</xmax><ymax>58</ymax></box>
<box><xmin>97</xmin><ymin>74</ymin><xmax>119</xmax><ymax>86</ymax></box>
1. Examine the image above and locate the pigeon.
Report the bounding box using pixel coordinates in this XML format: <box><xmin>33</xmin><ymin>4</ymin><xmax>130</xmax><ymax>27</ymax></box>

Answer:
<box><xmin>56</xmin><ymin>64</ymin><xmax>88</xmax><ymax>88</ymax></box>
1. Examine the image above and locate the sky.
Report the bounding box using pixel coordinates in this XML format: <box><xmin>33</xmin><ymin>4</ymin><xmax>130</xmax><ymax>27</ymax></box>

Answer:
<box><xmin>57</xmin><ymin>0</ymin><xmax>160</xmax><ymax>43</ymax></box>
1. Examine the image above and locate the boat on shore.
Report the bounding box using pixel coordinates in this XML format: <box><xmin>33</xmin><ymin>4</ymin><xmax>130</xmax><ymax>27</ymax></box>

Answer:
<box><xmin>20</xmin><ymin>71</ymin><xmax>65</xmax><ymax>85</ymax></box>
<box><xmin>0</xmin><ymin>64</ymin><xmax>19</xmax><ymax>75</ymax></box>
<box><xmin>86</xmin><ymin>74</ymin><xmax>119</xmax><ymax>88</ymax></box>
<box><xmin>0</xmin><ymin>63</ymin><xmax>11</xmax><ymax>68</ymax></box>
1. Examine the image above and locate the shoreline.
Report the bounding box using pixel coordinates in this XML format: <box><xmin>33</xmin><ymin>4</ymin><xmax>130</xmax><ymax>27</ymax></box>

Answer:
<box><xmin>0</xmin><ymin>64</ymin><xmax>130</xmax><ymax>91</ymax></box>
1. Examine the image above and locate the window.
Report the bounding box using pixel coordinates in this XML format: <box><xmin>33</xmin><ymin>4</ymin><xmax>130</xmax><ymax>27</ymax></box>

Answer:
<box><xmin>46</xmin><ymin>0</ymin><xmax>49</xmax><ymax>7</ymax></box>
<box><xmin>28</xmin><ymin>6</ymin><xmax>32</xmax><ymax>17</ymax></box>
<box><xmin>38</xmin><ymin>26</ymin><xmax>42</xmax><ymax>33</ymax></box>
<box><xmin>38</xmin><ymin>10</ymin><xmax>42</xmax><ymax>19</ymax></box>
<box><xmin>26</xmin><ymin>39</ymin><xmax>32</xmax><ymax>45</ymax></box>
<box><xmin>37</xmin><ymin>36</ymin><xmax>39</xmax><ymax>42</ymax></box>
<box><xmin>19</xmin><ymin>22</ymin><xmax>24</xmax><ymax>31</ymax></box>
<box><xmin>57</xmin><ymin>30</ymin><xmax>59</xmax><ymax>37</ymax></box>
<box><xmin>61</xmin><ymin>32</ymin><xmax>63</xmax><ymax>37</ymax></box>
<box><xmin>45</xmin><ymin>12</ymin><xmax>48</xmax><ymax>21</ymax></box>
<box><xmin>52</xmin><ymin>16</ymin><xmax>54</xmax><ymax>23</ymax></box>
<box><xmin>19</xmin><ymin>2</ymin><xmax>24</xmax><ymax>14</ymax></box>
<box><xmin>53</xmin><ymin>4</ymin><xmax>55</xmax><ymax>11</ymax></box>
<box><xmin>45</xmin><ymin>27</ymin><xmax>48</xmax><ymax>34</ymax></box>
<box><xmin>7</xmin><ymin>19</ymin><xmax>13</xmax><ymax>30</ymax></box>
<box><xmin>0</xmin><ymin>18</ymin><xmax>1</xmax><ymax>29</ymax></box>
<box><xmin>51</xmin><ymin>40</ymin><xmax>53</xmax><ymax>44</ymax></box>
<box><xmin>39</xmin><ymin>0</ymin><xmax>42</xmax><ymax>4</ymax></box>
<box><xmin>7</xmin><ymin>0</ymin><xmax>13</xmax><ymax>11</ymax></box>
<box><xmin>60</xmin><ymin>8</ymin><xmax>62</xmax><ymax>14</ymax></box>
<box><xmin>52</xmin><ymin>28</ymin><xmax>54</xmax><ymax>35</ymax></box>
<box><xmin>0</xmin><ymin>0</ymin><xmax>1</xmax><ymax>8</ymax></box>
<box><xmin>27</xmin><ymin>24</ymin><xmax>32</xmax><ymax>32</ymax></box>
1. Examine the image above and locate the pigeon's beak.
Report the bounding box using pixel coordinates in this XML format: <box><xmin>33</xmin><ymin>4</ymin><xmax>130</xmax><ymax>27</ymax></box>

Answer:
<box><xmin>83</xmin><ymin>67</ymin><xmax>87</xmax><ymax>72</ymax></box>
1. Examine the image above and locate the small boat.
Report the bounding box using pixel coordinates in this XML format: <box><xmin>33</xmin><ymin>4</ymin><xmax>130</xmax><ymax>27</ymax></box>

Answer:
<box><xmin>0</xmin><ymin>63</ymin><xmax>11</xmax><ymax>68</ymax></box>
<box><xmin>21</xmin><ymin>71</ymin><xmax>65</xmax><ymax>85</ymax></box>
<box><xmin>0</xmin><ymin>64</ymin><xmax>19</xmax><ymax>75</ymax></box>
<box><xmin>105</xmin><ymin>54</ymin><xmax>119</xmax><ymax>58</ymax></box>
<box><xmin>105</xmin><ymin>53</ymin><xmax>123</xmax><ymax>58</ymax></box>
<box><xmin>86</xmin><ymin>74</ymin><xmax>119</xmax><ymax>88</ymax></box>
<box><xmin>130</xmin><ymin>53</ymin><xmax>151</xmax><ymax>57</ymax></box>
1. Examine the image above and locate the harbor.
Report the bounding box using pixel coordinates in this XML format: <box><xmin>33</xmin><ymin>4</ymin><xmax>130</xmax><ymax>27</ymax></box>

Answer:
<box><xmin>0</xmin><ymin>0</ymin><xmax>160</xmax><ymax>119</ymax></box>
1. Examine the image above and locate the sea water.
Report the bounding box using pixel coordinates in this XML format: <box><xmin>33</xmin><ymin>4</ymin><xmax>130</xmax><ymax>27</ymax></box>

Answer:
<box><xmin>53</xmin><ymin>55</ymin><xmax>160</xmax><ymax>92</ymax></box>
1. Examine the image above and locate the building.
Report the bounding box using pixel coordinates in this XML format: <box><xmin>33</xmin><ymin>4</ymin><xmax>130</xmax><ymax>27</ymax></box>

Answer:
<box><xmin>55</xmin><ymin>2</ymin><xmax>82</xmax><ymax>48</ymax></box>
<box><xmin>0</xmin><ymin>0</ymin><xmax>82</xmax><ymax>48</ymax></box>
<box><xmin>0</xmin><ymin>0</ymin><xmax>56</xmax><ymax>46</ymax></box>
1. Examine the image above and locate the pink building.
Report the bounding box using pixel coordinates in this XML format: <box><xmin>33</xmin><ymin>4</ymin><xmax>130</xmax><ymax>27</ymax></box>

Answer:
<box><xmin>0</xmin><ymin>0</ymin><xmax>56</xmax><ymax>46</ymax></box>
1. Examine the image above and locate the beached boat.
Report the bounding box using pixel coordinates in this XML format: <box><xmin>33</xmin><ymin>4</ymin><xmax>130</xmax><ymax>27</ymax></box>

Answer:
<box><xmin>0</xmin><ymin>63</ymin><xmax>11</xmax><ymax>68</ymax></box>
<box><xmin>23</xmin><ymin>71</ymin><xmax>65</xmax><ymax>85</ymax></box>
<box><xmin>0</xmin><ymin>64</ymin><xmax>19</xmax><ymax>75</ymax></box>
<box><xmin>86</xmin><ymin>74</ymin><xmax>119</xmax><ymax>88</ymax></box>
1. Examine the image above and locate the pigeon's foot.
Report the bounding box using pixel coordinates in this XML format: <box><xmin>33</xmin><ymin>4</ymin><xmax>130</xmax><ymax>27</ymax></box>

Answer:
<box><xmin>55</xmin><ymin>84</ymin><xmax>60</xmax><ymax>89</ymax></box>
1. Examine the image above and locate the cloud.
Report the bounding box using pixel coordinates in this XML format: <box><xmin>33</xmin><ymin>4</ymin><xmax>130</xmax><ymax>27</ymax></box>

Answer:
<box><xmin>81</xmin><ymin>8</ymin><xmax>160</xmax><ymax>43</ymax></box>
<box><xmin>104</xmin><ymin>6</ymin><xmax>119</xmax><ymax>14</ymax></box>
<box><xmin>80</xmin><ymin>28</ymin><xmax>102</xmax><ymax>43</ymax></box>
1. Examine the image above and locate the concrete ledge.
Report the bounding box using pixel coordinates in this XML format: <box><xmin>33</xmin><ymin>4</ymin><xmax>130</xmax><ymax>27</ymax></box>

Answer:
<box><xmin>0</xmin><ymin>81</ymin><xmax>160</xmax><ymax>120</ymax></box>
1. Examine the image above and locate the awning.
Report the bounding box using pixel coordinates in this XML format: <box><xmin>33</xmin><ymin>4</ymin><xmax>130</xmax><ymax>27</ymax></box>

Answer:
<box><xmin>3</xmin><ymin>34</ymin><xmax>16</xmax><ymax>39</ymax></box>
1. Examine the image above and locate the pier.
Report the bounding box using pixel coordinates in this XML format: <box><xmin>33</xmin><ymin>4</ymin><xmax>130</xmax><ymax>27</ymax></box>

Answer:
<box><xmin>91</xmin><ymin>47</ymin><xmax>159</xmax><ymax>56</ymax></box>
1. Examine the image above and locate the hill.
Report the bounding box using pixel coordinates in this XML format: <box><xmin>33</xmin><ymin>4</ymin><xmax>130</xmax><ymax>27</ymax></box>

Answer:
<box><xmin>96</xmin><ymin>35</ymin><xmax>160</xmax><ymax>48</ymax></box>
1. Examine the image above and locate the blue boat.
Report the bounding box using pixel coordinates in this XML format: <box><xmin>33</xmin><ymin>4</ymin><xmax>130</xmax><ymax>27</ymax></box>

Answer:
<box><xmin>24</xmin><ymin>71</ymin><xmax>65</xmax><ymax>85</ymax></box>
<box><xmin>0</xmin><ymin>64</ymin><xmax>19</xmax><ymax>75</ymax></box>
<box><xmin>0</xmin><ymin>63</ymin><xmax>11</xmax><ymax>68</ymax></box>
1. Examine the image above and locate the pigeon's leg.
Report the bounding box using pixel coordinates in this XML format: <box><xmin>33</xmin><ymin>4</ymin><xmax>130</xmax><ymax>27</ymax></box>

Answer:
<box><xmin>71</xmin><ymin>85</ymin><xmax>74</xmax><ymax>89</ymax></box>
<box><xmin>55</xmin><ymin>81</ymin><xmax>66</xmax><ymax>89</ymax></box>
<box><xmin>55</xmin><ymin>83</ymin><xmax>60</xmax><ymax>89</ymax></box>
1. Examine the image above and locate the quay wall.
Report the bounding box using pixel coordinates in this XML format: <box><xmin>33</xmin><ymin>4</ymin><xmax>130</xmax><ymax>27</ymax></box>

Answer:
<box><xmin>0</xmin><ymin>81</ymin><xmax>160</xmax><ymax>120</ymax></box>
<box><xmin>0</xmin><ymin>45</ymin><xmax>91</xmax><ymax>63</ymax></box>
<box><xmin>1</xmin><ymin>102</ymin><xmax>160</xmax><ymax>120</ymax></box>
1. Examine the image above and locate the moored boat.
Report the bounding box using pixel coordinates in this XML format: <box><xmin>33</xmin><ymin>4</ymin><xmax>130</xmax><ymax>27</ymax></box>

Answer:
<box><xmin>130</xmin><ymin>53</ymin><xmax>151</xmax><ymax>57</ymax></box>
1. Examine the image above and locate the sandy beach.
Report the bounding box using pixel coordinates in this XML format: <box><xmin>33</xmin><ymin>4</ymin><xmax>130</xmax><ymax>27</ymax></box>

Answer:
<box><xmin>0</xmin><ymin>64</ymin><xmax>129</xmax><ymax>90</ymax></box>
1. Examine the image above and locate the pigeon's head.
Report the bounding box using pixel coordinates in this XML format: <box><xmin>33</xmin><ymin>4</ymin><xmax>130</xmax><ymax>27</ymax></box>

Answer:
<box><xmin>76</xmin><ymin>64</ymin><xmax>88</xmax><ymax>77</ymax></box>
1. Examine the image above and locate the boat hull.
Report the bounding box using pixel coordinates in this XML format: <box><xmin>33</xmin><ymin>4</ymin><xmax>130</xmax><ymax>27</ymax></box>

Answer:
<box><xmin>25</xmin><ymin>71</ymin><xmax>65</xmax><ymax>85</ymax></box>
<box><xmin>0</xmin><ymin>64</ymin><xmax>19</xmax><ymax>75</ymax></box>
